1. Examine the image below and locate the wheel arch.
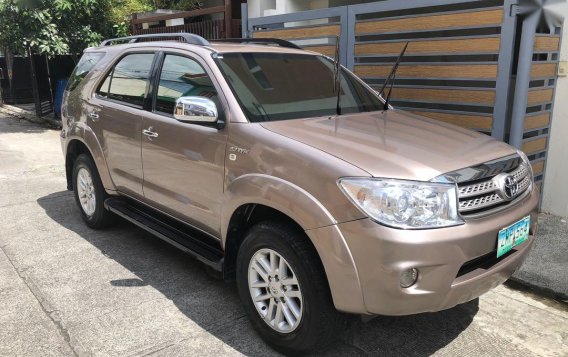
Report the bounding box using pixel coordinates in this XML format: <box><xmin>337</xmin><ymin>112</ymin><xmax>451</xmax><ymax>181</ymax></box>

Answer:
<box><xmin>222</xmin><ymin>174</ymin><xmax>366</xmax><ymax>313</ymax></box>
<box><xmin>65</xmin><ymin>129</ymin><xmax>115</xmax><ymax>192</ymax></box>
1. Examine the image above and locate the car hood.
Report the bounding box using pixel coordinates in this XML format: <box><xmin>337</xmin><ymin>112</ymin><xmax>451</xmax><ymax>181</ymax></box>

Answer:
<box><xmin>260</xmin><ymin>110</ymin><xmax>516</xmax><ymax>181</ymax></box>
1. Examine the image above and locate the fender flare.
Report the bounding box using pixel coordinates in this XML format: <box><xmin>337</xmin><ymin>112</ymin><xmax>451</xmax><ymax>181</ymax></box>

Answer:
<box><xmin>222</xmin><ymin>174</ymin><xmax>366</xmax><ymax>313</ymax></box>
<box><xmin>222</xmin><ymin>174</ymin><xmax>337</xmax><ymax>239</ymax></box>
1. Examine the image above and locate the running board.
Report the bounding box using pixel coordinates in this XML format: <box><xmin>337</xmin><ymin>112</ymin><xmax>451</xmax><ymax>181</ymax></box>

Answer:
<box><xmin>104</xmin><ymin>198</ymin><xmax>223</xmax><ymax>271</ymax></box>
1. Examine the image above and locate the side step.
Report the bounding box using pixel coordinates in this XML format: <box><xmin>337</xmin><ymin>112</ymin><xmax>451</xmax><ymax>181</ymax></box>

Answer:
<box><xmin>104</xmin><ymin>198</ymin><xmax>224</xmax><ymax>271</ymax></box>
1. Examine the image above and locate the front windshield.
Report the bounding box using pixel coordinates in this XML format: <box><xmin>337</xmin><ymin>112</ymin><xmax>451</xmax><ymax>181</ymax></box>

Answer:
<box><xmin>214</xmin><ymin>53</ymin><xmax>384</xmax><ymax>122</ymax></box>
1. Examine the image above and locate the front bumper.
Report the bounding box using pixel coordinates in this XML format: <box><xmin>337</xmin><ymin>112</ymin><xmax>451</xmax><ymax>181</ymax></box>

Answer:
<box><xmin>329</xmin><ymin>187</ymin><xmax>539</xmax><ymax>316</ymax></box>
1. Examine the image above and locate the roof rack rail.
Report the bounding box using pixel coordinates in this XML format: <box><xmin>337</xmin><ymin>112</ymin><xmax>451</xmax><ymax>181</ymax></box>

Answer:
<box><xmin>100</xmin><ymin>33</ymin><xmax>209</xmax><ymax>47</ymax></box>
<box><xmin>211</xmin><ymin>38</ymin><xmax>302</xmax><ymax>50</ymax></box>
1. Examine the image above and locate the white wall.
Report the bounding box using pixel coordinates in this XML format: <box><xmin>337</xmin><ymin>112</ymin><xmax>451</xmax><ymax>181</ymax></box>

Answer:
<box><xmin>542</xmin><ymin>23</ymin><xmax>568</xmax><ymax>217</ymax></box>
<box><xmin>247</xmin><ymin>0</ymin><xmax>330</xmax><ymax>18</ymax></box>
<box><xmin>165</xmin><ymin>18</ymin><xmax>184</xmax><ymax>27</ymax></box>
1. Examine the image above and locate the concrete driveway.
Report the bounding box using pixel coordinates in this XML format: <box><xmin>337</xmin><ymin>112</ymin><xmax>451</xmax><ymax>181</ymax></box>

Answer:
<box><xmin>0</xmin><ymin>113</ymin><xmax>567</xmax><ymax>356</ymax></box>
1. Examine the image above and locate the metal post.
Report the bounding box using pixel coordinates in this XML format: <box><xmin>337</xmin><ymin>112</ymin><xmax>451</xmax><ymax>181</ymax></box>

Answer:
<box><xmin>509</xmin><ymin>11</ymin><xmax>540</xmax><ymax>149</ymax></box>
<box><xmin>131</xmin><ymin>13</ymin><xmax>138</xmax><ymax>35</ymax></box>
<box><xmin>45</xmin><ymin>54</ymin><xmax>54</xmax><ymax>116</ymax></box>
<box><xmin>28</xmin><ymin>47</ymin><xmax>41</xmax><ymax>117</ymax></box>
<box><xmin>492</xmin><ymin>0</ymin><xmax>519</xmax><ymax>141</ymax></box>
<box><xmin>224</xmin><ymin>0</ymin><xmax>232</xmax><ymax>38</ymax></box>
<box><xmin>346</xmin><ymin>7</ymin><xmax>356</xmax><ymax>70</ymax></box>
<box><xmin>5</xmin><ymin>48</ymin><xmax>14</xmax><ymax>104</ymax></box>
<box><xmin>339</xmin><ymin>7</ymin><xmax>349</xmax><ymax>67</ymax></box>
<box><xmin>241</xmin><ymin>2</ymin><xmax>249</xmax><ymax>38</ymax></box>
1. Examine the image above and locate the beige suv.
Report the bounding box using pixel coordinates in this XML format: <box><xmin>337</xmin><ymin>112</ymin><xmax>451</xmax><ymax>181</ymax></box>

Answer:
<box><xmin>61</xmin><ymin>33</ymin><xmax>538</xmax><ymax>353</ymax></box>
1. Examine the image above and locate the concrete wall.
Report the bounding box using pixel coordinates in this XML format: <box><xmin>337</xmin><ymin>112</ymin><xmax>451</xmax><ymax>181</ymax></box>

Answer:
<box><xmin>542</xmin><ymin>23</ymin><xmax>568</xmax><ymax>218</ymax></box>
<box><xmin>247</xmin><ymin>0</ymin><xmax>330</xmax><ymax>18</ymax></box>
<box><xmin>247</xmin><ymin>0</ymin><xmax>376</xmax><ymax>18</ymax></box>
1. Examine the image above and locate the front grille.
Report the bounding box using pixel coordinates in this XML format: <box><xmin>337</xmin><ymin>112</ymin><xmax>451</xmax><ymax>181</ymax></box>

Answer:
<box><xmin>459</xmin><ymin>180</ymin><xmax>496</xmax><ymax>197</ymax></box>
<box><xmin>459</xmin><ymin>192</ymin><xmax>502</xmax><ymax>211</ymax></box>
<box><xmin>455</xmin><ymin>156</ymin><xmax>532</xmax><ymax>217</ymax></box>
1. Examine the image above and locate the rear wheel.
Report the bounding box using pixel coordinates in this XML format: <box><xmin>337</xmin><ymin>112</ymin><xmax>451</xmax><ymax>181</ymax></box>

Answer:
<box><xmin>236</xmin><ymin>221</ymin><xmax>345</xmax><ymax>354</ymax></box>
<box><xmin>72</xmin><ymin>154</ymin><xmax>114</xmax><ymax>229</ymax></box>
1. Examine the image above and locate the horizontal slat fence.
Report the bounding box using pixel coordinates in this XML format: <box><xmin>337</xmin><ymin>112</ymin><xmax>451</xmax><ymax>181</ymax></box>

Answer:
<box><xmin>249</xmin><ymin>7</ymin><xmax>350</xmax><ymax>62</ymax></box>
<box><xmin>355</xmin><ymin>8</ymin><xmax>504</xmax><ymax>33</ymax></box>
<box><xmin>351</xmin><ymin>3</ymin><xmax>508</xmax><ymax>134</ymax></box>
<box><xmin>519</xmin><ymin>32</ymin><xmax>561</xmax><ymax>186</ymax></box>
<box><xmin>253</xmin><ymin>24</ymin><xmax>340</xmax><ymax>60</ymax></box>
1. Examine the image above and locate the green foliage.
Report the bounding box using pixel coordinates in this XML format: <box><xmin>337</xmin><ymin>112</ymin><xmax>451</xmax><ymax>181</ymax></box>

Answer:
<box><xmin>110</xmin><ymin>0</ymin><xmax>153</xmax><ymax>37</ymax></box>
<box><xmin>155</xmin><ymin>0</ymin><xmax>202</xmax><ymax>11</ymax></box>
<box><xmin>0</xmin><ymin>0</ymin><xmax>114</xmax><ymax>56</ymax></box>
<box><xmin>0</xmin><ymin>0</ymin><xmax>205</xmax><ymax>56</ymax></box>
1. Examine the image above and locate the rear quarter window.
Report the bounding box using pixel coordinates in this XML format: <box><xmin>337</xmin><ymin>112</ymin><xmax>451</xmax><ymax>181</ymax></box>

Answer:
<box><xmin>66</xmin><ymin>52</ymin><xmax>105</xmax><ymax>92</ymax></box>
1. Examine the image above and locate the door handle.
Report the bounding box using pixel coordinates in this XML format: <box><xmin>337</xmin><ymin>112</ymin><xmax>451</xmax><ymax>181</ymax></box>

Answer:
<box><xmin>88</xmin><ymin>112</ymin><xmax>100</xmax><ymax>120</ymax></box>
<box><xmin>142</xmin><ymin>127</ymin><xmax>159</xmax><ymax>138</ymax></box>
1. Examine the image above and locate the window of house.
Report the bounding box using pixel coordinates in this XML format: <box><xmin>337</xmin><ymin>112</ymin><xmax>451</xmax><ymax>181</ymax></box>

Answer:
<box><xmin>97</xmin><ymin>53</ymin><xmax>155</xmax><ymax>107</ymax></box>
<box><xmin>155</xmin><ymin>54</ymin><xmax>218</xmax><ymax>115</ymax></box>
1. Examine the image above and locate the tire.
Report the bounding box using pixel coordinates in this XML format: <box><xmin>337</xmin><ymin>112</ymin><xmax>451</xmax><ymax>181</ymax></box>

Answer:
<box><xmin>236</xmin><ymin>221</ymin><xmax>346</xmax><ymax>354</ymax></box>
<box><xmin>72</xmin><ymin>154</ymin><xmax>114</xmax><ymax>229</ymax></box>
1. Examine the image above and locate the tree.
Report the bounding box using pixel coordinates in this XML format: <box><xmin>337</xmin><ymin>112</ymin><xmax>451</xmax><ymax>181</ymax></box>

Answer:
<box><xmin>0</xmin><ymin>0</ymin><xmax>114</xmax><ymax>57</ymax></box>
<box><xmin>155</xmin><ymin>0</ymin><xmax>202</xmax><ymax>11</ymax></box>
<box><xmin>110</xmin><ymin>0</ymin><xmax>154</xmax><ymax>37</ymax></box>
<box><xmin>0</xmin><ymin>0</ymin><xmax>115</xmax><ymax>114</ymax></box>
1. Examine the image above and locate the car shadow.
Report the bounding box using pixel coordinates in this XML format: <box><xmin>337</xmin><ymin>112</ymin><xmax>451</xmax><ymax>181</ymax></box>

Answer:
<box><xmin>37</xmin><ymin>191</ymin><xmax>478</xmax><ymax>356</ymax></box>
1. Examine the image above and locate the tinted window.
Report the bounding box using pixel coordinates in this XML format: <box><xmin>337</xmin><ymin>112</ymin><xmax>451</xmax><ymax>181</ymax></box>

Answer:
<box><xmin>155</xmin><ymin>55</ymin><xmax>217</xmax><ymax>114</ymax></box>
<box><xmin>66</xmin><ymin>52</ymin><xmax>104</xmax><ymax>92</ymax></box>
<box><xmin>215</xmin><ymin>53</ymin><xmax>384</xmax><ymax>122</ymax></box>
<box><xmin>98</xmin><ymin>53</ymin><xmax>154</xmax><ymax>107</ymax></box>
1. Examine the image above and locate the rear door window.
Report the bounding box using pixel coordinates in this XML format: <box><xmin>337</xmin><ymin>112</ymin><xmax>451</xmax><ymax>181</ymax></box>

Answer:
<box><xmin>97</xmin><ymin>53</ymin><xmax>155</xmax><ymax>108</ymax></box>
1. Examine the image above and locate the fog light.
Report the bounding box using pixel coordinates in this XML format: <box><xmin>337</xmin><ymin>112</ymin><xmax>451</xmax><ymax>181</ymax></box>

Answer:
<box><xmin>400</xmin><ymin>268</ymin><xmax>418</xmax><ymax>288</ymax></box>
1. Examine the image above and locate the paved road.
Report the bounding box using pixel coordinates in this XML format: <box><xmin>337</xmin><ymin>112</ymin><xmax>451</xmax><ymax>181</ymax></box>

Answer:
<box><xmin>1</xmin><ymin>113</ymin><xmax>567</xmax><ymax>357</ymax></box>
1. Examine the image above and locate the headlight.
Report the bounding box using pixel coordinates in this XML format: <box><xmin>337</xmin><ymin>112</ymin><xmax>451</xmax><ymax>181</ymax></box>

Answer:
<box><xmin>338</xmin><ymin>178</ymin><xmax>464</xmax><ymax>229</ymax></box>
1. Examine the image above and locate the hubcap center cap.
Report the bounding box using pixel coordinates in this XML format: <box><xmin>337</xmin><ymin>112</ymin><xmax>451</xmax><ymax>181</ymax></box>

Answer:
<box><xmin>269</xmin><ymin>282</ymin><xmax>282</xmax><ymax>297</ymax></box>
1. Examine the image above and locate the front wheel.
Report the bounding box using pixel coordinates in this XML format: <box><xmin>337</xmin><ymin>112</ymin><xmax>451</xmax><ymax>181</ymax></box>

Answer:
<box><xmin>72</xmin><ymin>154</ymin><xmax>114</xmax><ymax>229</ymax></box>
<box><xmin>236</xmin><ymin>221</ymin><xmax>346</xmax><ymax>354</ymax></box>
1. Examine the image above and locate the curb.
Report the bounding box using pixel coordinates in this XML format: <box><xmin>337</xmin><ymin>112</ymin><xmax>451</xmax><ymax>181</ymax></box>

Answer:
<box><xmin>0</xmin><ymin>104</ymin><xmax>62</xmax><ymax>129</ymax></box>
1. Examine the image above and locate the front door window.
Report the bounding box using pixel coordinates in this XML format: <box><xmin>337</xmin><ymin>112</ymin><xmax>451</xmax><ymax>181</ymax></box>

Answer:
<box><xmin>155</xmin><ymin>55</ymin><xmax>218</xmax><ymax>115</ymax></box>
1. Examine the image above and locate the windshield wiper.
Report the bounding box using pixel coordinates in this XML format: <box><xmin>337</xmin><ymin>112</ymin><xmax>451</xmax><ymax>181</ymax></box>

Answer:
<box><xmin>333</xmin><ymin>36</ymin><xmax>341</xmax><ymax>116</ymax></box>
<box><xmin>376</xmin><ymin>42</ymin><xmax>409</xmax><ymax>111</ymax></box>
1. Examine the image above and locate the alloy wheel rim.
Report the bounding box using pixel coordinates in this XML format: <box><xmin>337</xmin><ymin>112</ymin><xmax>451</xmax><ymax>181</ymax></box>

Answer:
<box><xmin>77</xmin><ymin>167</ymin><xmax>96</xmax><ymax>217</ymax></box>
<box><xmin>248</xmin><ymin>248</ymin><xmax>303</xmax><ymax>333</ymax></box>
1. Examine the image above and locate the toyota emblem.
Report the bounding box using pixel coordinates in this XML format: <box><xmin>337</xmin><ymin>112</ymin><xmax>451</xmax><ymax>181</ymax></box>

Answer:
<box><xmin>495</xmin><ymin>174</ymin><xmax>519</xmax><ymax>200</ymax></box>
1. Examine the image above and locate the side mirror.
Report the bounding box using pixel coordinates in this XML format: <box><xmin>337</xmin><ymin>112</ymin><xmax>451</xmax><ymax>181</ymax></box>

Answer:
<box><xmin>174</xmin><ymin>96</ymin><xmax>218</xmax><ymax>124</ymax></box>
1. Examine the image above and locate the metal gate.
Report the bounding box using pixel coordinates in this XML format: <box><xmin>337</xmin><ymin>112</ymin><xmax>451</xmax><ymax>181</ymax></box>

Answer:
<box><xmin>243</xmin><ymin>0</ymin><xmax>563</xmax><ymax>191</ymax></box>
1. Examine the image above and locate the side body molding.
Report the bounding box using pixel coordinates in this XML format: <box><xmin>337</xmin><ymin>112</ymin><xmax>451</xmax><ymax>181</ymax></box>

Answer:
<box><xmin>222</xmin><ymin>174</ymin><xmax>366</xmax><ymax>313</ymax></box>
